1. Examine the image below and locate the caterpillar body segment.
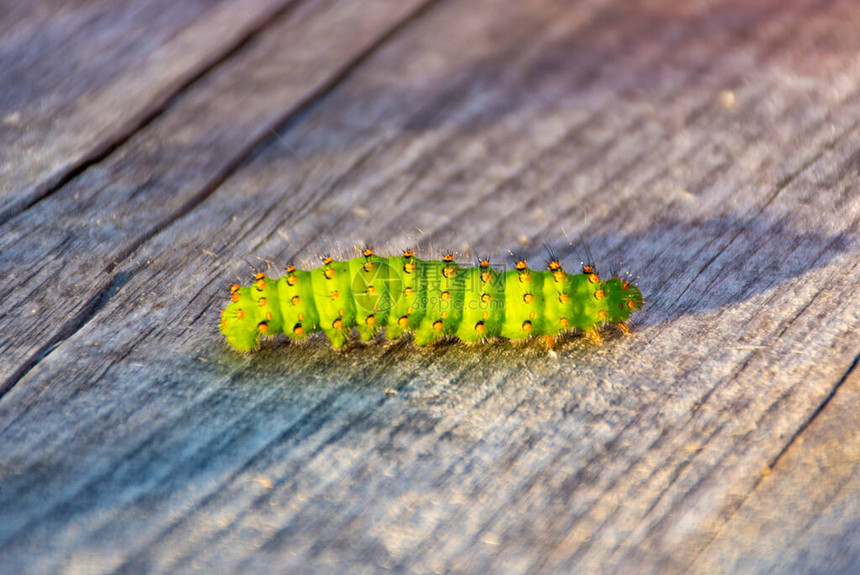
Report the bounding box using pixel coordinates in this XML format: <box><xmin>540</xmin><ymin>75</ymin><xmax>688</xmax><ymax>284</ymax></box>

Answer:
<box><xmin>219</xmin><ymin>250</ymin><xmax>643</xmax><ymax>351</ymax></box>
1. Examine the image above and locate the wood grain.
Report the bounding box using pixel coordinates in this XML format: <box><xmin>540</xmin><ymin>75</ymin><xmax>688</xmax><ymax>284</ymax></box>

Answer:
<box><xmin>1</xmin><ymin>0</ymin><xmax>859</xmax><ymax>573</ymax></box>
<box><xmin>691</xmin><ymin>360</ymin><xmax>860</xmax><ymax>573</ymax></box>
<box><xmin>0</xmin><ymin>0</ymin><xmax>431</xmax><ymax>394</ymax></box>
<box><xmin>0</xmin><ymin>0</ymin><xmax>294</xmax><ymax>221</ymax></box>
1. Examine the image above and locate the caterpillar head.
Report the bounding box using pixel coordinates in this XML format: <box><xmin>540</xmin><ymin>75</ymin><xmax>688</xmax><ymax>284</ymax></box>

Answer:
<box><xmin>603</xmin><ymin>277</ymin><xmax>643</xmax><ymax>324</ymax></box>
<box><xmin>219</xmin><ymin>273</ymin><xmax>282</xmax><ymax>352</ymax></box>
<box><xmin>220</xmin><ymin>286</ymin><xmax>263</xmax><ymax>351</ymax></box>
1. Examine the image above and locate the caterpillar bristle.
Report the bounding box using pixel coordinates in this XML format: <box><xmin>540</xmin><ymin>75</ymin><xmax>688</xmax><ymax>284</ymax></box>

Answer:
<box><xmin>542</xmin><ymin>241</ymin><xmax>560</xmax><ymax>269</ymax></box>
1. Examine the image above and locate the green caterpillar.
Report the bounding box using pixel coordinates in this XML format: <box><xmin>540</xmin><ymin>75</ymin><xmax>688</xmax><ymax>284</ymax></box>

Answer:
<box><xmin>219</xmin><ymin>249</ymin><xmax>643</xmax><ymax>351</ymax></box>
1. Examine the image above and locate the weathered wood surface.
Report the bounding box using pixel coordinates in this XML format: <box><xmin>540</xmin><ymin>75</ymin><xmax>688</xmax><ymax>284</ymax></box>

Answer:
<box><xmin>0</xmin><ymin>0</ymin><xmax>296</xmax><ymax>221</ymax></box>
<box><xmin>1</xmin><ymin>0</ymin><xmax>859</xmax><ymax>573</ymax></box>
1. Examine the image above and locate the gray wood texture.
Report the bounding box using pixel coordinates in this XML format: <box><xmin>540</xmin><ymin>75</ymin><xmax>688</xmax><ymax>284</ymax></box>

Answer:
<box><xmin>1</xmin><ymin>0</ymin><xmax>858</xmax><ymax>573</ymax></box>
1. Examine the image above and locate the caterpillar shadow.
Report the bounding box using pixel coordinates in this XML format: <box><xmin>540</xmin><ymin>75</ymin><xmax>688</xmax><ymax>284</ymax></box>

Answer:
<box><xmin>539</xmin><ymin>214</ymin><xmax>857</xmax><ymax>329</ymax></box>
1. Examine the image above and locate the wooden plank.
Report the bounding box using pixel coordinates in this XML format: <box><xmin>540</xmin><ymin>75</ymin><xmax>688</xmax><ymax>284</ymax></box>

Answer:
<box><xmin>0</xmin><ymin>0</ymin><xmax>432</xmax><ymax>394</ymax></box>
<box><xmin>1</xmin><ymin>0</ymin><xmax>859</xmax><ymax>573</ymax></box>
<box><xmin>0</xmin><ymin>0</ymin><xmax>294</xmax><ymax>221</ymax></box>
<box><xmin>690</xmin><ymin>360</ymin><xmax>860</xmax><ymax>573</ymax></box>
